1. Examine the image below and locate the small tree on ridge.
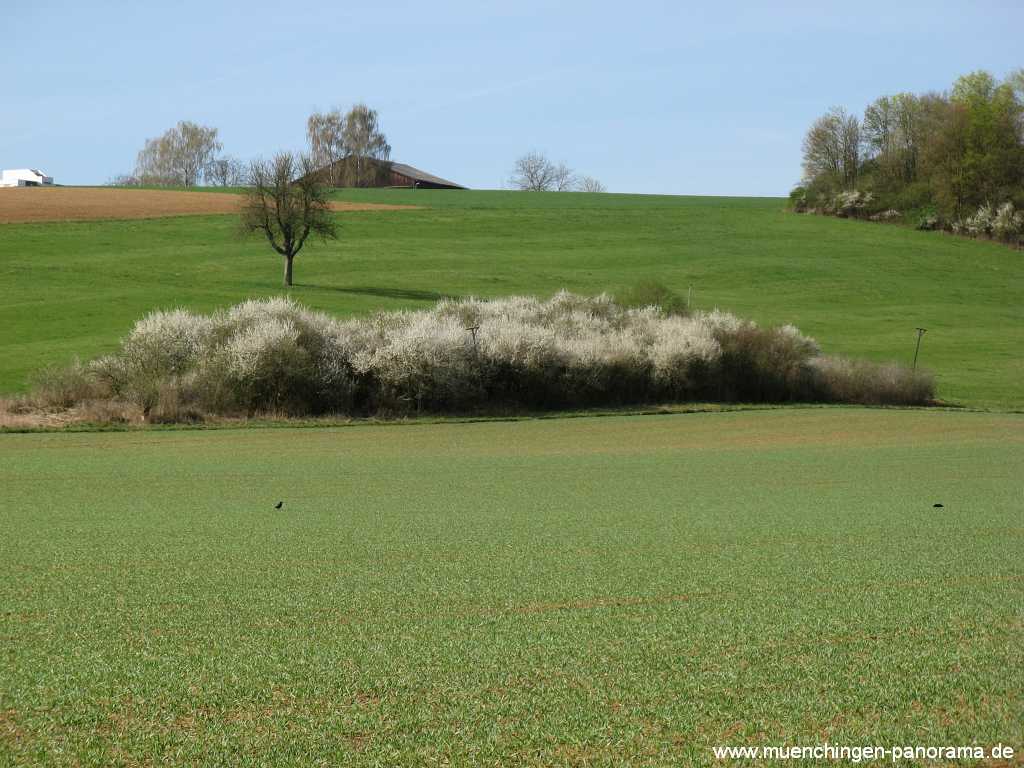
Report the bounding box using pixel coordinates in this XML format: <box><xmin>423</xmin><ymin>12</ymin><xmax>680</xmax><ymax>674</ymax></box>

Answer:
<box><xmin>241</xmin><ymin>153</ymin><xmax>337</xmax><ymax>287</ymax></box>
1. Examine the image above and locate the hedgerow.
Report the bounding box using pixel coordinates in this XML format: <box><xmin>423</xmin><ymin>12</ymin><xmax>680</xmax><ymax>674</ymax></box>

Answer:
<box><xmin>31</xmin><ymin>293</ymin><xmax>935</xmax><ymax>420</ymax></box>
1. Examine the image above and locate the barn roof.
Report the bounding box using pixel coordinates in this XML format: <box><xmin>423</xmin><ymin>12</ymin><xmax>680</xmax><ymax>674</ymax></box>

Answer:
<box><xmin>389</xmin><ymin>162</ymin><xmax>466</xmax><ymax>189</ymax></box>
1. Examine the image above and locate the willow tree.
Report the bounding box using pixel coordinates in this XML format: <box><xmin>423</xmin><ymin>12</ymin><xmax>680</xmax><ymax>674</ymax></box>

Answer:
<box><xmin>241</xmin><ymin>153</ymin><xmax>337</xmax><ymax>286</ymax></box>
<box><xmin>307</xmin><ymin>110</ymin><xmax>346</xmax><ymax>185</ymax></box>
<box><xmin>134</xmin><ymin>121</ymin><xmax>221</xmax><ymax>186</ymax></box>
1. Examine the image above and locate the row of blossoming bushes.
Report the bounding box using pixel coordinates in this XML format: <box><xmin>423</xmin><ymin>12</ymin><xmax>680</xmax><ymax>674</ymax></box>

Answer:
<box><xmin>792</xmin><ymin>189</ymin><xmax>1024</xmax><ymax>247</ymax></box>
<box><xmin>28</xmin><ymin>293</ymin><xmax>935</xmax><ymax>421</ymax></box>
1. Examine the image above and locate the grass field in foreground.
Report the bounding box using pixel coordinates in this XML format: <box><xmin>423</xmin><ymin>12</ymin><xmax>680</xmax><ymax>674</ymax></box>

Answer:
<box><xmin>1</xmin><ymin>189</ymin><xmax>1021</xmax><ymax>408</ymax></box>
<box><xmin>2</xmin><ymin>408</ymin><xmax>1021</xmax><ymax>765</ymax></box>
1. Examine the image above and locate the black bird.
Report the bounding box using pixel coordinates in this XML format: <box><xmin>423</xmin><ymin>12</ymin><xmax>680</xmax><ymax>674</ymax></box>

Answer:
<box><xmin>933</xmin><ymin>503</ymin><xmax>944</xmax><ymax>508</ymax></box>
<box><xmin>275</xmin><ymin>501</ymin><xmax>284</xmax><ymax>509</ymax></box>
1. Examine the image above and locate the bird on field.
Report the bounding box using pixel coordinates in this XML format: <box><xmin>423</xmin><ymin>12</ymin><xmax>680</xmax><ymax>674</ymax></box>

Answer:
<box><xmin>933</xmin><ymin>503</ymin><xmax>944</xmax><ymax>508</ymax></box>
<box><xmin>275</xmin><ymin>501</ymin><xmax>284</xmax><ymax>509</ymax></box>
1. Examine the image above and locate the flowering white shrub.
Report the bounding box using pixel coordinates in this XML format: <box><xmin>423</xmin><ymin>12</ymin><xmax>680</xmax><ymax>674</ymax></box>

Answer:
<box><xmin>964</xmin><ymin>203</ymin><xmax>995</xmax><ymax>237</ymax></box>
<box><xmin>46</xmin><ymin>293</ymin><xmax>934</xmax><ymax>418</ymax></box>
<box><xmin>954</xmin><ymin>202</ymin><xmax>1024</xmax><ymax>244</ymax></box>
<box><xmin>833</xmin><ymin>190</ymin><xmax>873</xmax><ymax>217</ymax></box>
<box><xmin>869</xmin><ymin>209</ymin><xmax>901</xmax><ymax>222</ymax></box>
<box><xmin>992</xmin><ymin>202</ymin><xmax>1023</xmax><ymax>243</ymax></box>
<box><xmin>121</xmin><ymin>309</ymin><xmax>215</xmax><ymax>375</ymax></box>
<box><xmin>649</xmin><ymin>316</ymin><xmax>721</xmax><ymax>393</ymax></box>
<box><xmin>222</xmin><ymin>317</ymin><xmax>304</xmax><ymax>381</ymax></box>
<box><xmin>352</xmin><ymin>311</ymin><xmax>480</xmax><ymax>406</ymax></box>
<box><xmin>778</xmin><ymin>324</ymin><xmax>821</xmax><ymax>356</ymax></box>
<box><xmin>477</xmin><ymin>316</ymin><xmax>560</xmax><ymax>369</ymax></box>
<box><xmin>697</xmin><ymin>309</ymin><xmax>752</xmax><ymax>337</ymax></box>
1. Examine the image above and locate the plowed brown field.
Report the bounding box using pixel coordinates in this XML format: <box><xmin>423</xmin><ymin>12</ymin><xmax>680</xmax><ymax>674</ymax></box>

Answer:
<box><xmin>0</xmin><ymin>187</ymin><xmax>418</xmax><ymax>223</ymax></box>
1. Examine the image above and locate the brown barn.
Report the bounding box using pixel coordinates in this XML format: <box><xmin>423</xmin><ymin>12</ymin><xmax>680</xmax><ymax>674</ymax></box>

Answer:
<box><xmin>311</xmin><ymin>157</ymin><xmax>466</xmax><ymax>190</ymax></box>
<box><xmin>386</xmin><ymin>162</ymin><xmax>466</xmax><ymax>190</ymax></box>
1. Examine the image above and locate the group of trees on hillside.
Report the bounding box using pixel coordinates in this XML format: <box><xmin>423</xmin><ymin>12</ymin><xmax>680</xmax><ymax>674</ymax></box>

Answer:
<box><xmin>793</xmin><ymin>69</ymin><xmax>1024</xmax><ymax>245</ymax></box>
<box><xmin>113</xmin><ymin>108</ymin><xmax>607</xmax><ymax>194</ymax></box>
<box><xmin>508</xmin><ymin>151</ymin><xmax>605</xmax><ymax>192</ymax></box>
<box><xmin>111</xmin><ymin>103</ymin><xmax>392</xmax><ymax>189</ymax></box>
<box><xmin>112</xmin><ymin>121</ymin><xmax>245</xmax><ymax>187</ymax></box>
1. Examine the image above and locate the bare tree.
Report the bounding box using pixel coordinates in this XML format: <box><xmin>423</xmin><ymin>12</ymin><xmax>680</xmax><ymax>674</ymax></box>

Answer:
<box><xmin>801</xmin><ymin>107</ymin><xmax>861</xmax><ymax>189</ymax></box>
<box><xmin>240</xmin><ymin>153</ymin><xmax>337</xmax><ymax>287</ymax></box>
<box><xmin>106</xmin><ymin>173</ymin><xmax>141</xmax><ymax>187</ymax></box>
<box><xmin>864</xmin><ymin>94</ymin><xmax>922</xmax><ymax>184</ymax></box>
<box><xmin>509</xmin><ymin>151</ymin><xmax>559</xmax><ymax>191</ymax></box>
<box><xmin>838</xmin><ymin>109</ymin><xmax>862</xmax><ymax>188</ymax></box>
<box><xmin>552</xmin><ymin>162</ymin><xmax>576</xmax><ymax>191</ymax></box>
<box><xmin>307</xmin><ymin>110</ymin><xmax>346</xmax><ymax>185</ymax></box>
<box><xmin>208</xmin><ymin>155</ymin><xmax>246</xmax><ymax>187</ymax></box>
<box><xmin>802</xmin><ymin>111</ymin><xmax>842</xmax><ymax>185</ymax></box>
<box><xmin>134</xmin><ymin>121</ymin><xmax>221</xmax><ymax>186</ymax></box>
<box><xmin>509</xmin><ymin>152</ymin><xmax>602</xmax><ymax>192</ymax></box>
<box><xmin>577</xmin><ymin>175</ymin><xmax>606</xmax><ymax>193</ymax></box>
<box><xmin>340</xmin><ymin>104</ymin><xmax>391</xmax><ymax>187</ymax></box>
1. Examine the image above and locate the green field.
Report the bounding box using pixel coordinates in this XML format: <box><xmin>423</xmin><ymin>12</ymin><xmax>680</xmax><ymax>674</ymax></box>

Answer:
<box><xmin>2</xmin><ymin>409</ymin><xmax>1021</xmax><ymax>765</ymax></box>
<box><xmin>1</xmin><ymin>190</ymin><xmax>1021</xmax><ymax>408</ymax></box>
<box><xmin>2</xmin><ymin>190</ymin><xmax>1022</xmax><ymax>764</ymax></box>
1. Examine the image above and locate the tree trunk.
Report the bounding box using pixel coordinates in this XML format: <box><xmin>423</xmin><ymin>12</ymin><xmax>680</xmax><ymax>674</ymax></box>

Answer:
<box><xmin>284</xmin><ymin>254</ymin><xmax>294</xmax><ymax>287</ymax></box>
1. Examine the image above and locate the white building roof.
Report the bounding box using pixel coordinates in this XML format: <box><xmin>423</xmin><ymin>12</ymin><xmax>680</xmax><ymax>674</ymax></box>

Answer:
<box><xmin>1</xmin><ymin>168</ymin><xmax>55</xmax><ymax>187</ymax></box>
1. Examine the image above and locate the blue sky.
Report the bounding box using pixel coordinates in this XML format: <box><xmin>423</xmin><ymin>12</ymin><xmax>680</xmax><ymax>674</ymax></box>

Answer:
<box><xmin>4</xmin><ymin>0</ymin><xmax>1022</xmax><ymax>195</ymax></box>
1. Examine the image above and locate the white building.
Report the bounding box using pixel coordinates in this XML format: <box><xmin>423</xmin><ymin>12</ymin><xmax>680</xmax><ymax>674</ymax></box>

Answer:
<box><xmin>0</xmin><ymin>168</ymin><xmax>54</xmax><ymax>187</ymax></box>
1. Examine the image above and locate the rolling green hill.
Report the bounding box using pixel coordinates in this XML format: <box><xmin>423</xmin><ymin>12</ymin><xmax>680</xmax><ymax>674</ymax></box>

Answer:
<box><xmin>3</xmin><ymin>190</ymin><xmax>1022</xmax><ymax>764</ymax></box>
<box><xmin>1</xmin><ymin>189</ymin><xmax>1020</xmax><ymax>408</ymax></box>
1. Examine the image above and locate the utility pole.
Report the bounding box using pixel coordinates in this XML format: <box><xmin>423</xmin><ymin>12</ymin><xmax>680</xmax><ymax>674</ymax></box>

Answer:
<box><xmin>912</xmin><ymin>327</ymin><xmax>927</xmax><ymax>370</ymax></box>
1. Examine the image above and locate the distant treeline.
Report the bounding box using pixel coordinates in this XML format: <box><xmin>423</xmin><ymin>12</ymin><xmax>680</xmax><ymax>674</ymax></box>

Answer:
<box><xmin>792</xmin><ymin>70</ymin><xmax>1024</xmax><ymax>245</ymax></box>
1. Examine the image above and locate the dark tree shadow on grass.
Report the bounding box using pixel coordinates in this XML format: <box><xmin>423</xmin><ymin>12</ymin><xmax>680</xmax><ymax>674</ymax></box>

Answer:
<box><xmin>292</xmin><ymin>285</ymin><xmax>459</xmax><ymax>302</ymax></box>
